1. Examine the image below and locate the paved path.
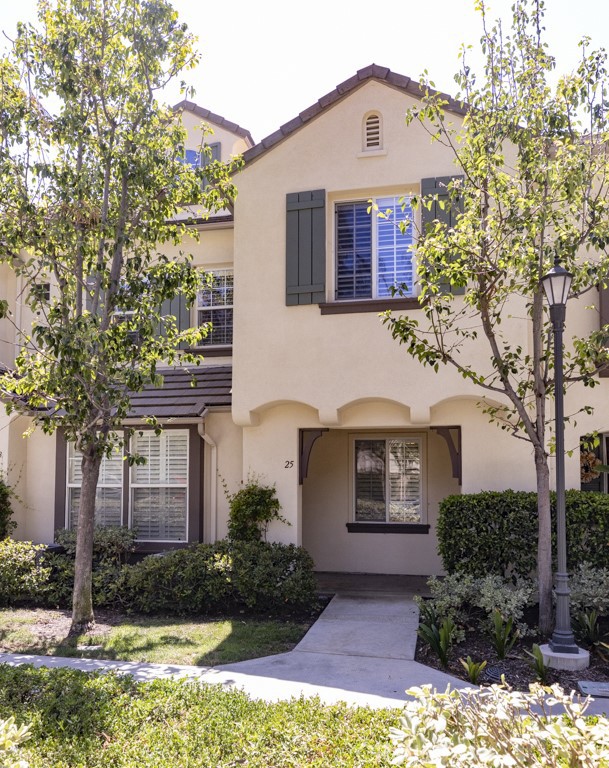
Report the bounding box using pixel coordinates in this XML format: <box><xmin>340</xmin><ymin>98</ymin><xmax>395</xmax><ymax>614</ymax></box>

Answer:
<box><xmin>0</xmin><ymin>592</ymin><xmax>608</xmax><ymax>714</ymax></box>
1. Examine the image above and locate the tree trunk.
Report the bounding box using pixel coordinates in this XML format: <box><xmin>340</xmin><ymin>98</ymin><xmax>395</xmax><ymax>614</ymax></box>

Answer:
<box><xmin>535</xmin><ymin>447</ymin><xmax>553</xmax><ymax>636</ymax></box>
<box><xmin>70</xmin><ymin>449</ymin><xmax>102</xmax><ymax>635</ymax></box>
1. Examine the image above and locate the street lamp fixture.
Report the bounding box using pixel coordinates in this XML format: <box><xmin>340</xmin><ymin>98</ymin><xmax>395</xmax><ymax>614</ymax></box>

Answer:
<box><xmin>541</xmin><ymin>256</ymin><xmax>580</xmax><ymax>654</ymax></box>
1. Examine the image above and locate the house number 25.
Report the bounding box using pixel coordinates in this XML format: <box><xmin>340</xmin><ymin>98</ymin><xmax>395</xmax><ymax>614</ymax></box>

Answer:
<box><xmin>284</xmin><ymin>460</ymin><xmax>294</xmax><ymax>468</ymax></box>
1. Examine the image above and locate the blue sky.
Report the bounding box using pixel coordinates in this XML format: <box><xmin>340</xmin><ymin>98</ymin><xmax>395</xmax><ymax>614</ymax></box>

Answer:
<box><xmin>1</xmin><ymin>0</ymin><xmax>608</xmax><ymax>142</ymax></box>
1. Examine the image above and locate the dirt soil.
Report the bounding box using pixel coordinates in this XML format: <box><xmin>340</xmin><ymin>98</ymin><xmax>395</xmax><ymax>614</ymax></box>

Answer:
<box><xmin>416</xmin><ymin>629</ymin><xmax>609</xmax><ymax>693</ymax></box>
<box><xmin>1</xmin><ymin>608</ymin><xmax>120</xmax><ymax>647</ymax></box>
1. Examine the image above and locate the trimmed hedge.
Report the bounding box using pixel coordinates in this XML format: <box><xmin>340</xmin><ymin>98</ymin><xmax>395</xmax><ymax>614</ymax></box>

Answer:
<box><xmin>0</xmin><ymin>539</ymin><xmax>50</xmax><ymax>607</ymax></box>
<box><xmin>0</xmin><ymin>537</ymin><xmax>318</xmax><ymax>616</ymax></box>
<box><xmin>120</xmin><ymin>540</ymin><xmax>318</xmax><ymax>615</ymax></box>
<box><xmin>438</xmin><ymin>490</ymin><xmax>609</xmax><ymax>577</ymax></box>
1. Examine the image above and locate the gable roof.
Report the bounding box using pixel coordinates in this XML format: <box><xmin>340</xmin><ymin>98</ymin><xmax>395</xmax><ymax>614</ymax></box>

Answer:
<box><xmin>174</xmin><ymin>101</ymin><xmax>255</xmax><ymax>147</ymax></box>
<box><xmin>243</xmin><ymin>63</ymin><xmax>467</xmax><ymax>166</ymax></box>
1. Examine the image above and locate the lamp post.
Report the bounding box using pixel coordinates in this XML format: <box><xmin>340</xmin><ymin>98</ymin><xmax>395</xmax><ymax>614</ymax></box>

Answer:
<box><xmin>541</xmin><ymin>256</ymin><xmax>579</xmax><ymax>654</ymax></box>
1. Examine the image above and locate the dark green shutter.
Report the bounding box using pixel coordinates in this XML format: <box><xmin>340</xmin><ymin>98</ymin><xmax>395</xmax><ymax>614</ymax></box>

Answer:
<box><xmin>421</xmin><ymin>176</ymin><xmax>465</xmax><ymax>295</ymax></box>
<box><xmin>158</xmin><ymin>294</ymin><xmax>192</xmax><ymax>349</ymax></box>
<box><xmin>202</xmin><ymin>143</ymin><xmax>221</xmax><ymax>187</ymax></box>
<box><xmin>286</xmin><ymin>189</ymin><xmax>326</xmax><ymax>305</ymax></box>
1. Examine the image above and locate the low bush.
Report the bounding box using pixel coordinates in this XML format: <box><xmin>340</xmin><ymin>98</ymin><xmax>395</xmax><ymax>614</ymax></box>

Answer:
<box><xmin>391</xmin><ymin>683</ymin><xmax>609</xmax><ymax>767</ymax></box>
<box><xmin>417</xmin><ymin>572</ymin><xmax>535</xmax><ymax>637</ymax></box>
<box><xmin>120</xmin><ymin>540</ymin><xmax>318</xmax><ymax>615</ymax></box>
<box><xmin>0</xmin><ymin>475</ymin><xmax>16</xmax><ymax>540</ymax></box>
<box><xmin>224</xmin><ymin>477</ymin><xmax>287</xmax><ymax>542</ymax></box>
<box><xmin>43</xmin><ymin>527</ymin><xmax>136</xmax><ymax>608</ymax></box>
<box><xmin>569</xmin><ymin>562</ymin><xmax>609</xmax><ymax>616</ymax></box>
<box><xmin>438</xmin><ymin>490</ymin><xmax>609</xmax><ymax>577</ymax></box>
<box><xmin>0</xmin><ymin>539</ymin><xmax>50</xmax><ymax>607</ymax></box>
<box><xmin>0</xmin><ymin>716</ymin><xmax>30</xmax><ymax>768</ymax></box>
<box><xmin>54</xmin><ymin>526</ymin><xmax>136</xmax><ymax>565</ymax></box>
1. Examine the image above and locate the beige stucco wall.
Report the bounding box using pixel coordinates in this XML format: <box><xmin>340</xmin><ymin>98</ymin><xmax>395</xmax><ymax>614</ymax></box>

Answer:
<box><xmin>2</xmin><ymin>417</ymin><xmax>56</xmax><ymax>543</ymax></box>
<box><xmin>203</xmin><ymin>411</ymin><xmax>242</xmax><ymax>542</ymax></box>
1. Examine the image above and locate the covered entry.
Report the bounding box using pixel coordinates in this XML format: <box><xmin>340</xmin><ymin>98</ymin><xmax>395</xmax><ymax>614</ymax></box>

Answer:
<box><xmin>301</xmin><ymin>426</ymin><xmax>461</xmax><ymax>575</ymax></box>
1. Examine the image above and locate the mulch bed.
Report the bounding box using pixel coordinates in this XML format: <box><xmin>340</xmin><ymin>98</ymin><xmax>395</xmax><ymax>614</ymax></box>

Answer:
<box><xmin>416</xmin><ymin>625</ymin><xmax>609</xmax><ymax>693</ymax></box>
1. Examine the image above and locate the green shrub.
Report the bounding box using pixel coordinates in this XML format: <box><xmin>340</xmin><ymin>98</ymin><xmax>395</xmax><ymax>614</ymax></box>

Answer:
<box><xmin>391</xmin><ymin>683</ymin><xmax>609</xmax><ymax>766</ymax></box>
<box><xmin>120</xmin><ymin>540</ymin><xmax>317</xmax><ymax>615</ymax></box>
<box><xmin>416</xmin><ymin>573</ymin><xmax>476</xmax><ymax>628</ymax></box>
<box><xmin>54</xmin><ymin>526</ymin><xmax>136</xmax><ymax>565</ymax></box>
<box><xmin>0</xmin><ymin>540</ymin><xmax>50</xmax><ymax>607</ymax></box>
<box><xmin>224</xmin><ymin>477</ymin><xmax>286</xmax><ymax>542</ymax></box>
<box><xmin>118</xmin><ymin>545</ymin><xmax>234</xmax><ymax>614</ymax></box>
<box><xmin>438</xmin><ymin>490</ymin><xmax>609</xmax><ymax>577</ymax></box>
<box><xmin>475</xmin><ymin>574</ymin><xmax>534</xmax><ymax>635</ymax></box>
<box><xmin>0</xmin><ymin>475</ymin><xmax>16</xmax><ymax>540</ymax></box>
<box><xmin>418</xmin><ymin>573</ymin><xmax>536</xmax><ymax>641</ymax></box>
<box><xmin>569</xmin><ymin>562</ymin><xmax>609</xmax><ymax>616</ymax></box>
<box><xmin>0</xmin><ymin>716</ymin><xmax>30</xmax><ymax>768</ymax></box>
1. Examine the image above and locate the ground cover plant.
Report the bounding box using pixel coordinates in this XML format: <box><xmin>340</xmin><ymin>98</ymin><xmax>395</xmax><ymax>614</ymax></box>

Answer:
<box><xmin>415</xmin><ymin>571</ymin><xmax>609</xmax><ymax>692</ymax></box>
<box><xmin>0</xmin><ymin>608</ymin><xmax>314</xmax><ymax>667</ymax></box>
<box><xmin>0</xmin><ymin>666</ymin><xmax>396</xmax><ymax>767</ymax></box>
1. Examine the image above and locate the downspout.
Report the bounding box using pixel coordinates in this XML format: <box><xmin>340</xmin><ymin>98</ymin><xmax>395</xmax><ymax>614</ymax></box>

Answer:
<box><xmin>197</xmin><ymin>412</ymin><xmax>218</xmax><ymax>543</ymax></box>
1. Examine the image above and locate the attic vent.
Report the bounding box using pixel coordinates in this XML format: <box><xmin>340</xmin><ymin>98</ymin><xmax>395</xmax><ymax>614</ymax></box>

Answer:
<box><xmin>364</xmin><ymin>113</ymin><xmax>382</xmax><ymax>150</ymax></box>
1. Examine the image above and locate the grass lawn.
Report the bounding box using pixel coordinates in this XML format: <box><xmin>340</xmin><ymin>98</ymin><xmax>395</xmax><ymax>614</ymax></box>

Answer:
<box><xmin>0</xmin><ymin>666</ymin><xmax>398</xmax><ymax>767</ymax></box>
<box><xmin>0</xmin><ymin>608</ymin><xmax>314</xmax><ymax>666</ymax></box>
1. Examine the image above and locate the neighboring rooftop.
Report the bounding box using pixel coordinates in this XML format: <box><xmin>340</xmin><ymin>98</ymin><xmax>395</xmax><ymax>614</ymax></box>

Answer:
<box><xmin>243</xmin><ymin>63</ymin><xmax>467</xmax><ymax>166</ymax></box>
<box><xmin>174</xmin><ymin>101</ymin><xmax>255</xmax><ymax>147</ymax></box>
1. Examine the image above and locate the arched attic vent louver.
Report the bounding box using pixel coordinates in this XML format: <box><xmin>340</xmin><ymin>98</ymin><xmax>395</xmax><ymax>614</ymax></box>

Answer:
<box><xmin>364</xmin><ymin>112</ymin><xmax>382</xmax><ymax>150</ymax></box>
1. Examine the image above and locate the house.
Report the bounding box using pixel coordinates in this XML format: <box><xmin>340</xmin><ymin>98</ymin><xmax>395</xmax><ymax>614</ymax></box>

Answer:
<box><xmin>1</xmin><ymin>64</ymin><xmax>607</xmax><ymax>574</ymax></box>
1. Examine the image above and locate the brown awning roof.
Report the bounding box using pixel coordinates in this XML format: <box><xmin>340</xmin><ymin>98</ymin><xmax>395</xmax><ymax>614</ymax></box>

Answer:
<box><xmin>127</xmin><ymin>364</ymin><xmax>232</xmax><ymax>419</ymax></box>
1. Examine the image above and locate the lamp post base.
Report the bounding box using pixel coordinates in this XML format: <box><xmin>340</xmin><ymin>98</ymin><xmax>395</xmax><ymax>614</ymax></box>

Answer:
<box><xmin>540</xmin><ymin>643</ymin><xmax>590</xmax><ymax>672</ymax></box>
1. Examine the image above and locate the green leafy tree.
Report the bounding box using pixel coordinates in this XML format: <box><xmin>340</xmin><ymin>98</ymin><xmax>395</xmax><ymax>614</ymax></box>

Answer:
<box><xmin>0</xmin><ymin>0</ymin><xmax>239</xmax><ymax>632</ymax></box>
<box><xmin>384</xmin><ymin>0</ymin><xmax>609</xmax><ymax>633</ymax></box>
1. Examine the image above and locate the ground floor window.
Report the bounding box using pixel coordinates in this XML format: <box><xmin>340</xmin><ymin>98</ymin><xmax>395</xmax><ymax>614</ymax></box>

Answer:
<box><xmin>353</xmin><ymin>436</ymin><xmax>424</xmax><ymax>524</ymax></box>
<box><xmin>66</xmin><ymin>430</ymin><xmax>189</xmax><ymax>542</ymax></box>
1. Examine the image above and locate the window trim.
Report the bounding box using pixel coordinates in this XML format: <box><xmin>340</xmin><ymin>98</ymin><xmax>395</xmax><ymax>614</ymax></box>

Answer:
<box><xmin>56</xmin><ymin>427</ymin><xmax>201</xmax><ymax>547</ymax></box>
<box><xmin>333</xmin><ymin>194</ymin><xmax>416</xmax><ymax>302</ymax></box>
<box><xmin>349</xmin><ymin>432</ymin><xmax>427</xmax><ymax>527</ymax></box>
<box><xmin>195</xmin><ymin>267</ymin><xmax>234</xmax><ymax>348</ymax></box>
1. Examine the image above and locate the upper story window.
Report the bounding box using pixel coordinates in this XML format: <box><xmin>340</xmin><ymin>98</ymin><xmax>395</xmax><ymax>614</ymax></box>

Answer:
<box><xmin>335</xmin><ymin>196</ymin><xmax>415</xmax><ymax>300</ymax></box>
<box><xmin>183</xmin><ymin>143</ymin><xmax>221</xmax><ymax>168</ymax></box>
<box><xmin>363</xmin><ymin>113</ymin><xmax>382</xmax><ymax>151</ymax></box>
<box><xmin>197</xmin><ymin>268</ymin><xmax>234</xmax><ymax>347</ymax></box>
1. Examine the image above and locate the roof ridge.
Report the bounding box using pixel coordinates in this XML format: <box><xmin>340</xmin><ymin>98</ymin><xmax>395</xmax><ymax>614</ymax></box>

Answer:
<box><xmin>173</xmin><ymin>101</ymin><xmax>255</xmax><ymax>147</ymax></box>
<box><xmin>243</xmin><ymin>64</ymin><xmax>466</xmax><ymax>166</ymax></box>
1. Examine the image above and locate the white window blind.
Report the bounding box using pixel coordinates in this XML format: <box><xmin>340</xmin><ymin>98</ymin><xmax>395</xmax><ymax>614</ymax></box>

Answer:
<box><xmin>354</xmin><ymin>438</ymin><xmax>422</xmax><ymax>523</ymax></box>
<box><xmin>130</xmin><ymin>430</ymin><xmax>188</xmax><ymax>542</ymax></box>
<box><xmin>336</xmin><ymin>196</ymin><xmax>414</xmax><ymax>300</ymax></box>
<box><xmin>197</xmin><ymin>269</ymin><xmax>234</xmax><ymax>346</ymax></box>
<box><xmin>66</xmin><ymin>442</ymin><xmax>123</xmax><ymax>529</ymax></box>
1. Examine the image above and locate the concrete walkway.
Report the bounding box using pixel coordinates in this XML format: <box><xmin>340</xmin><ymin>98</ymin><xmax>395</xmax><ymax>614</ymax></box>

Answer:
<box><xmin>0</xmin><ymin>591</ymin><xmax>608</xmax><ymax>714</ymax></box>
